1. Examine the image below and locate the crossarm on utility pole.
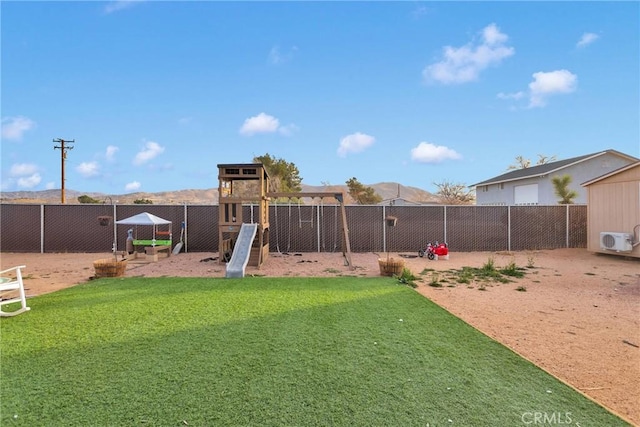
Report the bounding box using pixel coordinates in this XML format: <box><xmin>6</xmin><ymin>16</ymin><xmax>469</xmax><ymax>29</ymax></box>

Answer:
<box><xmin>53</xmin><ymin>138</ymin><xmax>75</xmax><ymax>204</ymax></box>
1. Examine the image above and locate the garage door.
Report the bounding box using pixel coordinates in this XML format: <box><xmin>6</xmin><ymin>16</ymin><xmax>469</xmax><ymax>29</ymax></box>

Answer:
<box><xmin>514</xmin><ymin>183</ymin><xmax>538</xmax><ymax>205</ymax></box>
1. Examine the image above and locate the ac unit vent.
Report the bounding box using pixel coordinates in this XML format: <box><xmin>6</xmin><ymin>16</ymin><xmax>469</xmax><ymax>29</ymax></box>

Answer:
<box><xmin>599</xmin><ymin>232</ymin><xmax>633</xmax><ymax>252</ymax></box>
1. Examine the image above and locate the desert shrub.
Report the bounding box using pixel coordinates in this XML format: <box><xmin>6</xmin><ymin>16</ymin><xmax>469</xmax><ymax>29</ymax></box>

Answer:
<box><xmin>428</xmin><ymin>273</ymin><xmax>442</xmax><ymax>287</ymax></box>
<box><xmin>501</xmin><ymin>260</ymin><xmax>525</xmax><ymax>278</ymax></box>
<box><xmin>395</xmin><ymin>268</ymin><xmax>418</xmax><ymax>288</ymax></box>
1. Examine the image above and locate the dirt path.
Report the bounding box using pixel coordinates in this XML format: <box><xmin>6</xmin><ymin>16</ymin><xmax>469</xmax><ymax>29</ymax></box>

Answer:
<box><xmin>1</xmin><ymin>248</ymin><xmax>638</xmax><ymax>425</ymax></box>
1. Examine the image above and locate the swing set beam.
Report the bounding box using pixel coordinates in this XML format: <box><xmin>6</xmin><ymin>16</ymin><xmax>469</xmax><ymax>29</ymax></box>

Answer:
<box><xmin>267</xmin><ymin>192</ymin><xmax>344</xmax><ymax>203</ymax></box>
<box><xmin>267</xmin><ymin>192</ymin><xmax>353</xmax><ymax>269</ymax></box>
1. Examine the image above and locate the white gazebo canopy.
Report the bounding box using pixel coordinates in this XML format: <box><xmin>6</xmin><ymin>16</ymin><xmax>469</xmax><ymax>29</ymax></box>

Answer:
<box><xmin>115</xmin><ymin>212</ymin><xmax>171</xmax><ymax>225</ymax></box>
<box><xmin>116</xmin><ymin>212</ymin><xmax>172</xmax><ymax>243</ymax></box>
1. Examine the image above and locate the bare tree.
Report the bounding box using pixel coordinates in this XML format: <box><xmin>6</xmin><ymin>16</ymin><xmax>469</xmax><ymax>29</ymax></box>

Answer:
<box><xmin>433</xmin><ymin>181</ymin><xmax>475</xmax><ymax>205</ymax></box>
<box><xmin>507</xmin><ymin>155</ymin><xmax>531</xmax><ymax>170</ymax></box>
<box><xmin>535</xmin><ymin>154</ymin><xmax>557</xmax><ymax>165</ymax></box>
<box><xmin>507</xmin><ymin>154</ymin><xmax>557</xmax><ymax>170</ymax></box>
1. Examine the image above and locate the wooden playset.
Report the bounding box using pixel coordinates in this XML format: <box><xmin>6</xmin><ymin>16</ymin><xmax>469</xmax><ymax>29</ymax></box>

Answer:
<box><xmin>217</xmin><ymin>163</ymin><xmax>353</xmax><ymax>269</ymax></box>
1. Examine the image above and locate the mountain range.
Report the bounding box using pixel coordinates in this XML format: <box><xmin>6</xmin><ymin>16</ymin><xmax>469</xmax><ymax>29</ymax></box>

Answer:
<box><xmin>1</xmin><ymin>183</ymin><xmax>441</xmax><ymax>205</ymax></box>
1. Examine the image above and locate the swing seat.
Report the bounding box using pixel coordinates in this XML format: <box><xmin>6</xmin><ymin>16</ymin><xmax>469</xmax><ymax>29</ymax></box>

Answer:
<box><xmin>0</xmin><ymin>265</ymin><xmax>30</xmax><ymax>317</ymax></box>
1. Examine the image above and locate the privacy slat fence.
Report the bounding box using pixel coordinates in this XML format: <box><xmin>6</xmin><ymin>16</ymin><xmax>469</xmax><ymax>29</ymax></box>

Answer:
<box><xmin>0</xmin><ymin>204</ymin><xmax>587</xmax><ymax>254</ymax></box>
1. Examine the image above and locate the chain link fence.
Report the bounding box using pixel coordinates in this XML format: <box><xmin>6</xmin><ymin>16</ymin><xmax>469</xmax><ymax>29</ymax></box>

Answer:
<box><xmin>1</xmin><ymin>203</ymin><xmax>587</xmax><ymax>254</ymax></box>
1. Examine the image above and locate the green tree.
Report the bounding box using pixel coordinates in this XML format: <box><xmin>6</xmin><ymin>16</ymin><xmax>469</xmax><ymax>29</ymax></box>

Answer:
<box><xmin>77</xmin><ymin>195</ymin><xmax>101</xmax><ymax>204</ymax></box>
<box><xmin>433</xmin><ymin>181</ymin><xmax>475</xmax><ymax>205</ymax></box>
<box><xmin>346</xmin><ymin>177</ymin><xmax>382</xmax><ymax>205</ymax></box>
<box><xmin>254</xmin><ymin>153</ymin><xmax>302</xmax><ymax>193</ymax></box>
<box><xmin>133</xmin><ymin>198</ymin><xmax>153</xmax><ymax>204</ymax></box>
<box><xmin>551</xmin><ymin>174</ymin><xmax>578</xmax><ymax>204</ymax></box>
<box><xmin>507</xmin><ymin>154</ymin><xmax>557</xmax><ymax>170</ymax></box>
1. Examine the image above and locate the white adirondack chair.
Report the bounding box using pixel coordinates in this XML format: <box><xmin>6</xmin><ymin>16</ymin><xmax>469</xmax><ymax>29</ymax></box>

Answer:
<box><xmin>0</xmin><ymin>265</ymin><xmax>30</xmax><ymax>317</ymax></box>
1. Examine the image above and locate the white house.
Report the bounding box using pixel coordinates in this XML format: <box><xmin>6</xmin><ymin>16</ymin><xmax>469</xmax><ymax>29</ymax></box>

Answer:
<box><xmin>472</xmin><ymin>149</ymin><xmax>639</xmax><ymax>205</ymax></box>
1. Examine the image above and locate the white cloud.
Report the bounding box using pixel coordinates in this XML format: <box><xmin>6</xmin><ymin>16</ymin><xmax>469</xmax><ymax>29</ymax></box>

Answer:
<box><xmin>528</xmin><ymin>70</ymin><xmax>577</xmax><ymax>108</ymax></box>
<box><xmin>239</xmin><ymin>112</ymin><xmax>297</xmax><ymax>137</ymax></box>
<box><xmin>497</xmin><ymin>91</ymin><xmax>525</xmax><ymax>100</ymax></box>
<box><xmin>104</xmin><ymin>0</ymin><xmax>143</xmax><ymax>14</ymax></box>
<box><xmin>125</xmin><ymin>181</ymin><xmax>141</xmax><ymax>191</ymax></box>
<box><xmin>337</xmin><ymin>132</ymin><xmax>375</xmax><ymax>157</ymax></box>
<box><xmin>240</xmin><ymin>113</ymin><xmax>280</xmax><ymax>136</ymax></box>
<box><xmin>76</xmin><ymin>161</ymin><xmax>100</xmax><ymax>178</ymax></box>
<box><xmin>498</xmin><ymin>70</ymin><xmax>578</xmax><ymax>108</ymax></box>
<box><xmin>10</xmin><ymin>163</ymin><xmax>38</xmax><ymax>177</ymax></box>
<box><xmin>1</xmin><ymin>116</ymin><xmax>36</xmax><ymax>140</ymax></box>
<box><xmin>423</xmin><ymin>23</ymin><xmax>514</xmax><ymax>85</ymax></box>
<box><xmin>105</xmin><ymin>145</ymin><xmax>119</xmax><ymax>161</ymax></box>
<box><xmin>279</xmin><ymin>123</ymin><xmax>300</xmax><ymax>137</ymax></box>
<box><xmin>133</xmin><ymin>141</ymin><xmax>165</xmax><ymax>165</ymax></box>
<box><xmin>5</xmin><ymin>163</ymin><xmax>41</xmax><ymax>190</ymax></box>
<box><xmin>17</xmin><ymin>173</ymin><xmax>41</xmax><ymax>188</ymax></box>
<box><xmin>268</xmin><ymin>45</ymin><xmax>298</xmax><ymax>65</ymax></box>
<box><xmin>577</xmin><ymin>32</ymin><xmax>599</xmax><ymax>48</ymax></box>
<box><xmin>268</xmin><ymin>46</ymin><xmax>283</xmax><ymax>64</ymax></box>
<box><xmin>410</xmin><ymin>142</ymin><xmax>462</xmax><ymax>163</ymax></box>
<box><xmin>482</xmin><ymin>24</ymin><xmax>509</xmax><ymax>45</ymax></box>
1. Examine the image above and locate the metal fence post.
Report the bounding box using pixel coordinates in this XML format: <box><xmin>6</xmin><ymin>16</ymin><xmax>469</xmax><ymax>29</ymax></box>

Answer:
<box><xmin>317</xmin><ymin>204</ymin><xmax>321</xmax><ymax>252</ymax></box>
<box><xmin>382</xmin><ymin>205</ymin><xmax>387</xmax><ymax>253</ymax></box>
<box><xmin>183</xmin><ymin>203</ymin><xmax>188</xmax><ymax>253</ymax></box>
<box><xmin>443</xmin><ymin>205</ymin><xmax>447</xmax><ymax>243</ymax></box>
<box><xmin>40</xmin><ymin>204</ymin><xmax>44</xmax><ymax>254</ymax></box>
<box><xmin>566</xmin><ymin>204</ymin><xmax>570</xmax><ymax>248</ymax></box>
<box><xmin>112</xmin><ymin>203</ymin><xmax>118</xmax><ymax>252</ymax></box>
<box><xmin>508</xmin><ymin>205</ymin><xmax>511</xmax><ymax>252</ymax></box>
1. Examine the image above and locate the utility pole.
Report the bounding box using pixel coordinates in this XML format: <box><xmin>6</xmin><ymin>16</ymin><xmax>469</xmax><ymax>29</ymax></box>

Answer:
<box><xmin>53</xmin><ymin>138</ymin><xmax>75</xmax><ymax>204</ymax></box>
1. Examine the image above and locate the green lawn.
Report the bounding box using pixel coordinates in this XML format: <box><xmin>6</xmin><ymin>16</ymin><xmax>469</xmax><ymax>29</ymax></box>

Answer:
<box><xmin>0</xmin><ymin>277</ymin><xmax>630</xmax><ymax>426</ymax></box>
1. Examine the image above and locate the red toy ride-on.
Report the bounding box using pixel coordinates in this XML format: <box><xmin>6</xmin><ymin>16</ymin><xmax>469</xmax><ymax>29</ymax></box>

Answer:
<box><xmin>418</xmin><ymin>241</ymin><xmax>449</xmax><ymax>260</ymax></box>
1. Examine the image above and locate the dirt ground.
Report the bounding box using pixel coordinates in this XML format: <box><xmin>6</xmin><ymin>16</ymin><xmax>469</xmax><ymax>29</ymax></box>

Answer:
<box><xmin>1</xmin><ymin>248</ymin><xmax>639</xmax><ymax>425</ymax></box>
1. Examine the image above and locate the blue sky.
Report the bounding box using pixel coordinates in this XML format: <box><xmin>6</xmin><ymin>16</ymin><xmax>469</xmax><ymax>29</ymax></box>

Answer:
<box><xmin>2</xmin><ymin>1</ymin><xmax>639</xmax><ymax>196</ymax></box>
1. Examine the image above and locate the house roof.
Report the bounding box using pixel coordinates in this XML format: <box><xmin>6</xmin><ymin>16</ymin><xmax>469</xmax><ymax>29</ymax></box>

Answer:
<box><xmin>581</xmin><ymin>161</ymin><xmax>640</xmax><ymax>187</ymax></box>
<box><xmin>471</xmin><ymin>149</ymin><xmax>639</xmax><ymax>187</ymax></box>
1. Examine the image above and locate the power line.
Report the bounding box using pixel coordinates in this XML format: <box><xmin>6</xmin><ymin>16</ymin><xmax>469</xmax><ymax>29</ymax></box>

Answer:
<box><xmin>53</xmin><ymin>138</ymin><xmax>75</xmax><ymax>204</ymax></box>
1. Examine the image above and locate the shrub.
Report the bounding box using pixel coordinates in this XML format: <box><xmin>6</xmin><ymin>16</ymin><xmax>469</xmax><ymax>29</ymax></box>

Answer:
<box><xmin>501</xmin><ymin>260</ymin><xmax>525</xmax><ymax>278</ymax></box>
<box><xmin>428</xmin><ymin>273</ymin><xmax>442</xmax><ymax>287</ymax></box>
<box><xmin>456</xmin><ymin>267</ymin><xmax>474</xmax><ymax>284</ymax></box>
<box><xmin>482</xmin><ymin>257</ymin><xmax>496</xmax><ymax>273</ymax></box>
<box><xmin>395</xmin><ymin>268</ymin><xmax>418</xmax><ymax>288</ymax></box>
<box><xmin>526</xmin><ymin>255</ymin><xmax>536</xmax><ymax>268</ymax></box>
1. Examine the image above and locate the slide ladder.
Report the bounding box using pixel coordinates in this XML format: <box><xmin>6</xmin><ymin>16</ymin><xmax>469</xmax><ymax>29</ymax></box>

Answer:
<box><xmin>225</xmin><ymin>223</ymin><xmax>258</xmax><ymax>278</ymax></box>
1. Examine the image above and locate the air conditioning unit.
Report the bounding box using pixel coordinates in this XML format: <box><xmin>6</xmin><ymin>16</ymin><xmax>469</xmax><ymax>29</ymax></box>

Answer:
<box><xmin>600</xmin><ymin>232</ymin><xmax>633</xmax><ymax>252</ymax></box>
